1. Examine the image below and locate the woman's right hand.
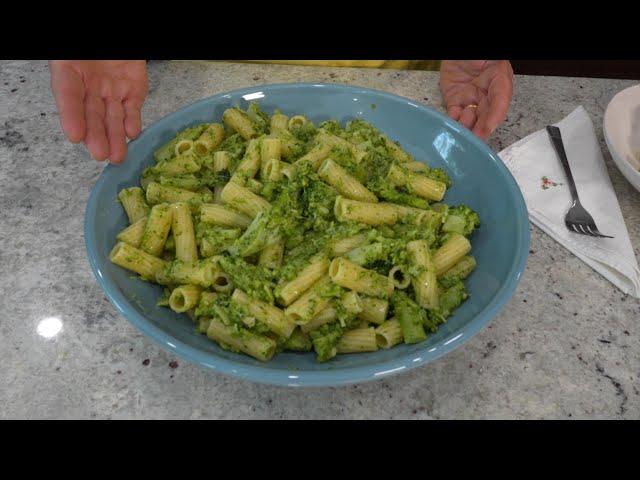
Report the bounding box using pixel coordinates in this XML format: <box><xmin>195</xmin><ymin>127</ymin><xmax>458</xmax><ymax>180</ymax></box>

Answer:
<box><xmin>49</xmin><ymin>60</ymin><xmax>148</xmax><ymax>164</ymax></box>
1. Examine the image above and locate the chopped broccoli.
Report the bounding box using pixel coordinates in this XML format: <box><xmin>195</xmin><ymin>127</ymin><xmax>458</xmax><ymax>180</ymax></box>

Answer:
<box><xmin>218</xmin><ymin>256</ymin><xmax>275</xmax><ymax>304</ymax></box>
<box><xmin>218</xmin><ymin>133</ymin><xmax>247</xmax><ymax>170</ymax></box>
<box><xmin>290</xmin><ymin>122</ymin><xmax>317</xmax><ymax>143</ymax></box>
<box><xmin>426</xmin><ymin>280</ymin><xmax>469</xmax><ymax>328</ymax></box>
<box><xmin>442</xmin><ymin>205</ymin><xmax>480</xmax><ymax>236</ymax></box>
<box><xmin>309</xmin><ymin>323</ymin><xmax>343</xmax><ymax>362</ymax></box>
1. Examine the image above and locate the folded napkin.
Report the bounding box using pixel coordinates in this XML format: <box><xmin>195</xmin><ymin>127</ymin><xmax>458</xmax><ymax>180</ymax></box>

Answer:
<box><xmin>499</xmin><ymin>105</ymin><xmax>640</xmax><ymax>298</ymax></box>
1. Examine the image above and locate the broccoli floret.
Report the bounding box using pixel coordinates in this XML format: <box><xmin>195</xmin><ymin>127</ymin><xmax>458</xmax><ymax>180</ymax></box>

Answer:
<box><xmin>426</xmin><ymin>280</ymin><xmax>469</xmax><ymax>328</ymax></box>
<box><xmin>318</xmin><ymin>119</ymin><xmax>342</xmax><ymax>135</ymax></box>
<box><xmin>246</xmin><ymin>103</ymin><xmax>269</xmax><ymax>134</ymax></box>
<box><xmin>442</xmin><ymin>205</ymin><xmax>480</xmax><ymax>236</ymax></box>
<box><xmin>309</xmin><ymin>323</ymin><xmax>343</xmax><ymax>362</ymax></box>
<box><xmin>218</xmin><ymin>256</ymin><xmax>275</xmax><ymax>304</ymax></box>
<box><xmin>392</xmin><ymin>290</ymin><xmax>428</xmax><ymax>343</ymax></box>
<box><xmin>218</xmin><ymin>133</ymin><xmax>247</xmax><ymax>170</ymax></box>
<box><xmin>197</xmin><ymin>224</ymin><xmax>242</xmax><ymax>255</ymax></box>
<box><xmin>290</xmin><ymin>122</ymin><xmax>317</xmax><ymax>143</ymax></box>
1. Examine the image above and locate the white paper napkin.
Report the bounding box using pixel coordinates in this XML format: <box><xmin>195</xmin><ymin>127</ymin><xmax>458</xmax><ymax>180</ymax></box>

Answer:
<box><xmin>499</xmin><ymin>105</ymin><xmax>640</xmax><ymax>298</ymax></box>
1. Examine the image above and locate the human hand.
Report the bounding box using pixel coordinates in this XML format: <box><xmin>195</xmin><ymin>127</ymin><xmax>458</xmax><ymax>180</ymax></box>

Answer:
<box><xmin>439</xmin><ymin>60</ymin><xmax>513</xmax><ymax>140</ymax></box>
<box><xmin>49</xmin><ymin>60</ymin><xmax>148</xmax><ymax>163</ymax></box>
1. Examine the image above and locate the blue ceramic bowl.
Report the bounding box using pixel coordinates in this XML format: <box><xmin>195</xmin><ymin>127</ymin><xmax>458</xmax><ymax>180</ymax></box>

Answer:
<box><xmin>85</xmin><ymin>83</ymin><xmax>529</xmax><ymax>387</ymax></box>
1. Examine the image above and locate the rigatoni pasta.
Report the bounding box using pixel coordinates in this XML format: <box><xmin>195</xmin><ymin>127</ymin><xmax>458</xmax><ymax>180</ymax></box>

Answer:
<box><xmin>109</xmin><ymin>103</ymin><xmax>479</xmax><ymax>362</ymax></box>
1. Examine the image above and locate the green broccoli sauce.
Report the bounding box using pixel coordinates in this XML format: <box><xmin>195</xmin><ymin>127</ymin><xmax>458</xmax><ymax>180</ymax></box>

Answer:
<box><xmin>133</xmin><ymin>106</ymin><xmax>478</xmax><ymax>363</ymax></box>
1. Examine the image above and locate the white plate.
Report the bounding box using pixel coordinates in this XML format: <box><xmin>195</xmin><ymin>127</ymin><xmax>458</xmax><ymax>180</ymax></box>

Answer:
<box><xmin>603</xmin><ymin>83</ymin><xmax>640</xmax><ymax>192</ymax></box>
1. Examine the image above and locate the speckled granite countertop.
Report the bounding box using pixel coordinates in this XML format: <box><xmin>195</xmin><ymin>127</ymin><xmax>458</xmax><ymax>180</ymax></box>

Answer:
<box><xmin>1</xmin><ymin>60</ymin><xmax>638</xmax><ymax>419</ymax></box>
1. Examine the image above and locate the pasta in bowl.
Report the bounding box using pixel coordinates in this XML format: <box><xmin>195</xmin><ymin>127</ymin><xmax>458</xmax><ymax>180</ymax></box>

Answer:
<box><xmin>85</xmin><ymin>83</ymin><xmax>529</xmax><ymax>386</ymax></box>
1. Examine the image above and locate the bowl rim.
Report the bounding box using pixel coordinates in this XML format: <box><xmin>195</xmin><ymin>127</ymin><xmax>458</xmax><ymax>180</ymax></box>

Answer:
<box><xmin>603</xmin><ymin>83</ymin><xmax>640</xmax><ymax>179</ymax></box>
<box><xmin>84</xmin><ymin>81</ymin><xmax>530</xmax><ymax>387</ymax></box>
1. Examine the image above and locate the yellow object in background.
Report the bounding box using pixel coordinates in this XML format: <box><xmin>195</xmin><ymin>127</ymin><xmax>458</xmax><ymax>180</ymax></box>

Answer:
<box><xmin>234</xmin><ymin>60</ymin><xmax>441</xmax><ymax>70</ymax></box>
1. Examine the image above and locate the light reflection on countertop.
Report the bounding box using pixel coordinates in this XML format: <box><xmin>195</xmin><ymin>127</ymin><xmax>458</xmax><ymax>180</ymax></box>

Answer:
<box><xmin>36</xmin><ymin>317</ymin><xmax>63</xmax><ymax>339</ymax></box>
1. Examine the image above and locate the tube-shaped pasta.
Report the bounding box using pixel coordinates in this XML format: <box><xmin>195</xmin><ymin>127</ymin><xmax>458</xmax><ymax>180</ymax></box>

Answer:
<box><xmin>260</xmin><ymin>137</ymin><xmax>282</xmax><ymax>163</ymax></box>
<box><xmin>222</xmin><ymin>108</ymin><xmax>257</xmax><ymax>140</ymax></box>
<box><xmin>433</xmin><ymin>233</ymin><xmax>472</xmax><ymax>276</ymax></box>
<box><xmin>231</xmin><ymin>138</ymin><xmax>261</xmax><ymax>184</ymax></box>
<box><xmin>211</xmin><ymin>271</ymin><xmax>233</xmax><ymax>293</ymax></box>
<box><xmin>336</xmin><ymin>197</ymin><xmax>434</xmax><ymax>226</ymax></box>
<box><xmin>389</xmin><ymin>266</ymin><xmax>411</xmax><ymax>290</ymax></box>
<box><xmin>170</xmin><ymin>202</ymin><xmax>198</xmax><ymax>263</ymax></box>
<box><xmin>200</xmin><ymin>203</ymin><xmax>251</xmax><ymax>228</ymax></box>
<box><xmin>288</xmin><ymin>115</ymin><xmax>307</xmax><ymax>129</ymax></box>
<box><xmin>383</xmin><ymin>137</ymin><xmax>412</xmax><ymax>163</ymax></box>
<box><xmin>387</xmin><ymin>164</ymin><xmax>446</xmax><ymax>202</ymax></box>
<box><xmin>118</xmin><ymin>187</ymin><xmax>150</xmax><ymax>224</ymax></box>
<box><xmin>174</xmin><ymin>139</ymin><xmax>194</xmax><ymax>156</ymax></box>
<box><xmin>262</xmin><ymin>158</ymin><xmax>283</xmax><ymax>182</ymax></box>
<box><xmin>441</xmin><ymin>255</ymin><xmax>477</xmax><ymax>281</ymax></box>
<box><xmin>318</xmin><ymin>159</ymin><xmax>378</xmax><ymax>202</ymax></box>
<box><xmin>109</xmin><ymin>242</ymin><xmax>167</xmax><ymax>280</ymax></box>
<box><xmin>258</xmin><ymin>237</ymin><xmax>284</xmax><ymax>269</ymax></box>
<box><xmin>316</xmin><ymin>129</ymin><xmax>367</xmax><ymax>162</ymax></box>
<box><xmin>341</xmin><ymin>291</ymin><xmax>362</xmax><ymax>315</ymax></box>
<box><xmin>220</xmin><ymin>181</ymin><xmax>271</xmax><ymax>218</ymax></box>
<box><xmin>358</xmin><ymin>297</ymin><xmax>389</xmax><ymax>325</ymax></box>
<box><xmin>330</xmin><ymin>234</ymin><xmax>369</xmax><ymax>257</ymax></box>
<box><xmin>211</xmin><ymin>151</ymin><xmax>230</xmax><ymax>173</ymax></box>
<box><xmin>294</xmin><ymin>143</ymin><xmax>332</xmax><ymax>170</ymax></box>
<box><xmin>334</xmin><ymin>196</ymin><xmax>402</xmax><ymax>225</ymax></box>
<box><xmin>246</xmin><ymin>178</ymin><xmax>263</xmax><ymax>195</ymax></box>
<box><xmin>139</xmin><ymin>203</ymin><xmax>173</xmax><ymax>257</ymax></box>
<box><xmin>405</xmin><ymin>161</ymin><xmax>428</xmax><ymax>172</ymax></box>
<box><xmin>213</xmin><ymin>185</ymin><xmax>224</xmax><ymax>204</ymax></box>
<box><xmin>231</xmin><ymin>289</ymin><xmax>295</xmax><ymax>338</ymax></box>
<box><xmin>154</xmin><ymin>152</ymin><xmax>201</xmax><ymax>176</ymax></box>
<box><xmin>140</xmin><ymin>175</ymin><xmax>157</xmax><ymax>191</ymax></box>
<box><xmin>329</xmin><ymin>257</ymin><xmax>394</xmax><ymax>298</ymax></box>
<box><xmin>375</xmin><ymin>318</ymin><xmax>403</xmax><ymax>349</ymax></box>
<box><xmin>206</xmin><ymin>318</ymin><xmax>276</xmax><ymax>362</ymax></box>
<box><xmin>284</xmin><ymin>276</ymin><xmax>333</xmax><ymax>325</ymax></box>
<box><xmin>336</xmin><ymin>328</ymin><xmax>378</xmax><ymax>353</ymax></box>
<box><xmin>159</xmin><ymin>174</ymin><xmax>201</xmax><ymax>191</ymax></box>
<box><xmin>276</xmin><ymin>256</ymin><xmax>330</xmax><ymax>306</ymax></box>
<box><xmin>164</xmin><ymin>234</ymin><xmax>175</xmax><ymax>252</ymax></box>
<box><xmin>300</xmin><ymin>306</ymin><xmax>337</xmax><ymax>333</ymax></box>
<box><xmin>193</xmin><ymin>123</ymin><xmax>225</xmax><ymax>156</ymax></box>
<box><xmin>146</xmin><ymin>182</ymin><xmax>208</xmax><ymax>205</ymax></box>
<box><xmin>407</xmin><ymin>239</ymin><xmax>438</xmax><ymax>309</ymax></box>
<box><xmin>169</xmin><ymin>285</ymin><xmax>202</xmax><ymax>313</ymax></box>
<box><xmin>154</xmin><ymin>125</ymin><xmax>207</xmax><ymax>163</ymax></box>
<box><xmin>116</xmin><ymin>217</ymin><xmax>147</xmax><ymax>248</ymax></box>
<box><xmin>156</xmin><ymin>257</ymin><xmax>222</xmax><ymax>288</ymax></box>
<box><xmin>270</xmin><ymin>113</ymin><xmax>289</xmax><ymax>132</ymax></box>
<box><xmin>281</xmin><ymin>163</ymin><xmax>296</xmax><ymax>180</ymax></box>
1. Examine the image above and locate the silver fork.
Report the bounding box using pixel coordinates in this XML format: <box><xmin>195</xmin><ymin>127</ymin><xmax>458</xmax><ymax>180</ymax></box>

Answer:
<box><xmin>546</xmin><ymin>125</ymin><xmax>613</xmax><ymax>238</ymax></box>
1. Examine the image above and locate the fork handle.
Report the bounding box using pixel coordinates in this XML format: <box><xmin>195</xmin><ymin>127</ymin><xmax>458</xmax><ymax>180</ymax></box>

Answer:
<box><xmin>546</xmin><ymin>126</ymin><xmax>580</xmax><ymax>202</ymax></box>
